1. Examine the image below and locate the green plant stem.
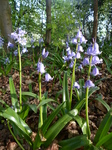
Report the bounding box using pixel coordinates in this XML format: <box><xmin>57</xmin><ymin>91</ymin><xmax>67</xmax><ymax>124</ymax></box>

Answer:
<box><xmin>39</xmin><ymin>72</ymin><xmax>43</xmax><ymax>126</ymax></box>
<box><xmin>70</xmin><ymin>44</ymin><xmax>78</xmax><ymax>110</ymax></box>
<box><xmin>85</xmin><ymin>55</ymin><xmax>92</xmax><ymax>139</ymax></box>
<box><xmin>18</xmin><ymin>44</ymin><xmax>22</xmax><ymax>111</ymax></box>
<box><xmin>7</xmin><ymin>121</ymin><xmax>25</xmax><ymax>150</ymax></box>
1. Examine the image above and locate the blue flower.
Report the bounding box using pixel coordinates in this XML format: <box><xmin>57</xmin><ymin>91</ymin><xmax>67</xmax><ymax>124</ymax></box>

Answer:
<box><xmin>45</xmin><ymin>73</ymin><xmax>53</xmax><ymax>82</ymax></box>
<box><xmin>37</xmin><ymin>62</ymin><xmax>45</xmax><ymax>74</ymax></box>
<box><xmin>84</xmin><ymin>80</ymin><xmax>95</xmax><ymax>88</ymax></box>
<box><xmin>78</xmin><ymin>45</ymin><xmax>84</xmax><ymax>52</ymax></box>
<box><xmin>82</xmin><ymin>57</ymin><xmax>89</xmax><ymax>66</ymax></box>
<box><xmin>7</xmin><ymin>42</ymin><xmax>14</xmax><ymax>48</ymax></box>
<box><xmin>14</xmin><ymin>50</ymin><xmax>18</xmax><ymax>56</ymax></box>
<box><xmin>69</xmin><ymin>61</ymin><xmax>74</xmax><ymax>68</ymax></box>
<box><xmin>91</xmin><ymin>56</ymin><xmax>103</xmax><ymax>66</ymax></box>
<box><xmin>86</xmin><ymin>42</ymin><xmax>102</xmax><ymax>56</ymax></box>
<box><xmin>91</xmin><ymin>67</ymin><xmax>101</xmax><ymax>76</ymax></box>
<box><xmin>74</xmin><ymin>52</ymin><xmax>81</xmax><ymax>59</ymax></box>
<box><xmin>78</xmin><ymin>64</ymin><xmax>83</xmax><ymax>70</ymax></box>
<box><xmin>73</xmin><ymin>82</ymin><xmax>80</xmax><ymax>89</ymax></box>
<box><xmin>39</xmin><ymin>38</ymin><xmax>44</xmax><ymax>45</ymax></box>
<box><xmin>4</xmin><ymin>57</ymin><xmax>10</xmax><ymax>64</ymax></box>
<box><xmin>42</xmin><ymin>48</ymin><xmax>49</xmax><ymax>58</ymax></box>
<box><xmin>72</xmin><ymin>38</ymin><xmax>77</xmax><ymax>44</ymax></box>
<box><xmin>21</xmin><ymin>47</ymin><xmax>28</xmax><ymax>54</ymax></box>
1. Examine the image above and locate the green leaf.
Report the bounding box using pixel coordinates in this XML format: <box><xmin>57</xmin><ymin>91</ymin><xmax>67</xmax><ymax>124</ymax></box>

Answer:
<box><xmin>18</xmin><ymin>104</ymin><xmax>30</xmax><ymax>120</ymax></box>
<box><xmin>95</xmin><ymin>95</ymin><xmax>110</xmax><ymax>111</ymax></box>
<box><xmin>9</xmin><ymin>77</ymin><xmax>20</xmax><ymax>112</ymax></box>
<box><xmin>63</xmin><ymin>71</ymin><xmax>70</xmax><ymax>112</ymax></box>
<box><xmin>6</xmin><ymin>61</ymin><xmax>14</xmax><ymax>75</ymax></box>
<box><xmin>22</xmin><ymin>92</ymin><xmax>39</xmax><ymax>99</ymax></box>
<box><xmin>59</xmin><ymin>135</ymin><xmax>89</xmax><ymax>150</ymax></box>
<box><xmin>88</xmin><ymin>86</ymin><xmax>99</xmax><ymax>98</ymax></box>
<box><xmin>0</xmin><ymin>105</ymin><xmax>32</xmax><ymax>144</ymax></box>
<box><xmin>33</xmin><ymin>103</ymin><xmax>64</xmax><ymax>149</ymax></box>
<box><xmin>94</xmin><ymin>108</ymin><xmax>112</xmax><ymax>144</ymax></box>
<box><xmin>43</xmin><ymin>109</ymin><xmax>78</xmax><ymax>147</ymax></box>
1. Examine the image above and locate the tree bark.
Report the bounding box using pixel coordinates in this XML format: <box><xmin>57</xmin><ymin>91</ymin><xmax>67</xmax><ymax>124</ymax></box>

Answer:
<box><xmin>92</xmin><ymin>0</ymin><xmax>98</xmax><ymax>40</ymax></box>
<box><xmin>45</xmin><ymin>0</ymin><xmax>51</xmax><ymax>46</ymax></box>
<box><xmin>0</xmin><ymin>0</ymin><xmax>13</xmax><ymax>50</ymax></box>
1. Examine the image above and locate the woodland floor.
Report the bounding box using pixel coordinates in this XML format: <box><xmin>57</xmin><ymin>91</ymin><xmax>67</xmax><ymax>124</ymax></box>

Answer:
<box><xmin>0</xmin><ymin>62</ymin><xmax>112</xmax><ymax>150</ymax></box>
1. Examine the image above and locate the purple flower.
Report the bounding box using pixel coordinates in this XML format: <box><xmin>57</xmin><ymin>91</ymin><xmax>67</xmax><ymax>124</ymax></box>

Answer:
<box><xmin>84</xmin><ymin>80</ymin><xmax>95</xmax><ymax>88</ymax></box>
<box><xmin>4</xmin><ymin>57</ymin><xmax>10</xmax><ymax>64</ymax></box>
<box><xmin>71</xmin><ymin>51</ymin><xmax>76</xmax><ymax>57</ymax></box>
<box><xmin>91</xmin><ymin>56</ymin><xmax>103</xmax><ymax>66</ymax></box>
<box><xmin>17</xmin><ymin>37</ymin><xmax>27</xmax><ymax>46</ymax></box>
<box><xmin>74</xmin><ymin>52</ymin><xmax>81</xmax><ymax>59</ymax></box>
<box><xmin>69</xmin><ymin>61</ymin><xmax>74</xmax><ymax>68</ymax></box>
<box><xmin>7</xmin><ymin>42</ymin><xmax>14</xmax><ymax>48</ymax></box>
<box><xmin>78</xmin><ymin>45</ymin><xmax>84</xmax><ymax>52</ymax></box>
<box><xmin>21</xmin><ymin>47</ymin><xmax>28</xmax><ymax>54</ymax></box>
<box><xmin>63</xmin><ymin>56</ymin><xmax>69</xmax><ymax>63</ymax></box>
<box><xmin>72</xmin><ymin>38</ymin><xmax>77</xmax><ymax>44</ymax></box>
<box><xmin>82</xmin><ymin>57</ymin><xmax>89</xmax><ymax>66</ymax></box>
<box><xmin>66</xmin><ymin>41</ymin><xmax>69</xmax><ymax>48</ymax></box>
<box><xmin>11</xmin><ymin>32</ymin><xmax>18</xmax><ymax>40</ymax></box>
<box><xmin>45</xmin><ymin>73</ymin><xmax>53</xmax><ymax>82</ymax></box>
<box><xmin>91</xmin><ymin>67</ymin><xmax>101</xmax><ymax>76</ymax></box>
<box><xmin>37</xmin><ymin>62</ymin><xmax>45</xmax><ymax>74</ymax></box>
<box><xmin>18</xmin><ymin>28</ymin><xmax>27</xmax><ymax>37</ymax></box>
<box><xmin>39</xmin><ymin>38</ymin><xmax>44</xmax><ymax>45</ymax></box>
<box><xmin>14</xmin><ymin>50</ymin><xmax>18</xmax><ymax>56</ymax></box>
<box><xmin>42</xmin><ymin>48</ymin><xmax>49</xmax><ymax>58</ymax></box>
<box><xmin>78</xmin><ymin>64</ymin><xmax>83</xmax><ymax>70</ymax></box>
<box><xmin>80</xmin><ymin>36</ymin><xmax>87</xmax><ymax>44</ymax></box>
<box><xmin>76</xmin><ymin>30</ymin><xmax>83</xmax><ymax>39</ymax></box>
<box><xmin>75</xmin><ymin>29</ymin><xmax>87</xmax><ymax>44</ymax></box>
<box><xmin>86</xmin><ymin>42</ymin><xmax>102</xmax><ymax>56</ymax></box>
<box><xmin>73</xmin><ymin>82</ymin><xmax>80</xmax><ymax>89</ymax></box>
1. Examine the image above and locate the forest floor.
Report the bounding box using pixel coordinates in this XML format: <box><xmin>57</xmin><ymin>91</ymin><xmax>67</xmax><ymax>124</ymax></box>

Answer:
<box><xmin>0</xmin><ymin>62</ymin><xmax>112</xmax><ymax>150</ymax></box>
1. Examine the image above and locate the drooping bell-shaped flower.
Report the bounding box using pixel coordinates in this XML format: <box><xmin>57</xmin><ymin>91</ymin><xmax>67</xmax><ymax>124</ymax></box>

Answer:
<box><xmin>82</xmin><ymin>57</ymin><xmax>89</xmax><ymax>66</ymax></box>
<box><xmin>37</xmin><ymin>62</ymin><xmax>45</xmax><ymax>74</ymax></box>
<box><xmin>91</xmin><ymin>67</ymin><xmax>101</xmax><ymax>76</ymax></box>
<box><xmin>86</xmin><ymin>42</ymin><xmax>102</xmax><ymax>56</ymax></box>
<box><xmin>80</xmin><ymin>36</ymin><xmax>87</xmax><ymax>44</ymax></box>
<box><xmin>17</xmin><ymin>37</ymin><xmax>27</xmax><ymax>46</ymax></box>
<box><xmin>7</xmin><ymin>42</ymin><xmax>14</xmax><ymax>48</ymax></box>
<box><xmin>21</xmin><ymin>47</ymin><xmax>28</xmax><ymax>54</ymax></box>
<box><xmin>78</xmin><ymin>45</ymin><xmax>84</xmax><ymax>52</ymax></box>
<box><xmin>74</xmin><ymin>52</ymin><xmax>81</xmax><ymax>59</ymax></box>
<box><xmin>14</xmin><ymin>50</ymin><xmax>18</xmax><ymax>56</ymax></box>
<box><xmin>78</xmin><ymin>64</ymin><xmax>83</xmax><ymax>70</ymax></box>
<box><xmin>42</xmin><ymin>48</ymin><xmax>49</xmax><ymax>59</ymax></box>
<box><xmin>45</xmin><ymin>73</ymin><xmax>53</xmax><ymax>82</ymax></box>
<box><xmin>84</xmin><ymin>80</ymin><xmax>95</xmax><ymax>88</ymax></box>
<box><xmin>73</xmin><ymin>82</ymin><xmax>80</xmax><ymax>89</ymax></box>
<box><xmin>69</xmin><ymin>61</ymin><xmax>74</xmax><ymax>68</ymax></box>
<box><xmin>72</xmin><ymin>38</ymin><xmax>77</xmax><ymax>44</ymax></box>
<box><xmin>39</xmin><ymin>38</ymin><xmax>44</xmax><ymax>45</ymax></box>
<box><xmin>91</xmin><ymin>56</ymin><xmax>103</xmax><ymax>66</ymax></box>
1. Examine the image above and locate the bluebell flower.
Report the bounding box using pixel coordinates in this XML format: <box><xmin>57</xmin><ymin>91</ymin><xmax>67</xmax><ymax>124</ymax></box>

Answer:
<box><xmin>82</xmin><ymin>57</ymin><xmax>89</xmax><ymax>66</ymax></box>
<box><xmin>84</xmin><ymin>80</ymin><xmax>95</xmax><ymax>88</ymax></box>
<box><xmin>69</xmin><ymin>61</ymin><xmax>74</xmax><ymax>68</ymax></box>
<box><xmin>86</xmin><ymin>42</ymin><xmax>102</xmax><ymax>56</ymax></box>
<box><xmin>45</xmin><ymin>73</ymin><xmax>53</xmax><ymax>82</ymax></box>
<box><xmin>4</xmin><ymin>58</ymin><xmax>10</xmax><ymax>64</ymax></box>
<box><xmin>21</xmin><ymin>47</ymin><xmax>28</xmax><ymax>54</ymax></box>
<box><xmin>80</xmin><ymin>36</ymin><xmax>87</xmax><ymax>44</ymax></box>
<box><xmin>91</xmin><ymin>56</ymin><xmax>103</xmax><ymax>66</ymax></box>
<box><xmin>91</xmin><ymin>67</ymin><xmax>101</xmax><ymax>76</ymax></box>
<box><xmin>72</xmin><ymin>38</ymin><xmax>77</xmax><ymax>44</ymax></box>
<box><xmin>17</xmin><ymin>37</ymin><xmax>27</xmax><ymax>46</ymax></box>
<box><xmin>78</xmin><ymin>64</ymin><xmax>83</xmax><ymax>70</ymax></box>
<box><xmin>42</xmin><ymin>48</ymin><xmax>49</xmax><ymax>58</ymax></box>
<box><xmin>39</xmin><ymin>38</ymin><xmax>44</xmax><ymax>45</ymax></box>
<box><xmin>74</xmin><ymin>52</ymin><xmax>81</xmax><ymax>59</ymax></box>
<box><xmin>14</xmin><ymin>50</ymin><xmax>18</xmax><ymax>56</ymax></box>
<box><xmin>18</xmin><ymin>28</ymin><xmax>27</xmax><ymax>37</ymax></box>
<box><xmin>73</xmin><ymin>82</ymin><xmax>80</xmax><ymax>89</ymax></box>
<box><xmin>11</xmin><ymin>32</ymin><xmax>18</xmax><ymax>40</ymax></box>
<box><xmin>37</xmin><ymin>62</ymin><xmax>45</xmax><ymax>74</ymax></box>
<box><xmin>63</xmin><ymin>55</ymin><xmax>69</xmax><ymax>63</ymax></box>
<box><xmin>71</xmin><ymin>51</ymin><xmax>76</xmax><ymax>57</ymax></box>
<box><xmin>78</xmin><ymin>45</ymin><xmax>84</xmax><ymax>52</ymax></box>
<box><xmin>76</xmin><ymin>30</ymin><xmax>83</xmax><ymax>39</ymax></box>
<box><xmin>66</xmin><ymin>41</ymin><xmax>69</xmax><ymax>48</ymax></box>
<box><xmin>7</xmin><ymin>42</ymin><xmax>14</xmax><ymax>48</ymax></box>
<box><xmin>0</xmin><ymin>37</ymin><xmax>4</xmax><ymax>47</ymax></box>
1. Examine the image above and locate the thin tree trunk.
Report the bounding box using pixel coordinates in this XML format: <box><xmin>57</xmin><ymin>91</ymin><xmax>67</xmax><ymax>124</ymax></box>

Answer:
<box><xmin>45</xmin><ymin>0</ymin><xmax>51</xmax><ymax>46</ymax></box>
<box><xmin>92</xmin><ymin>0</ymin><xmax>98</xmax><ymax>40</ymax></box>
<box><xmin>0</xmin><ymin>0</ymin><xmax>13</xmax><ymax>51</ymax></box>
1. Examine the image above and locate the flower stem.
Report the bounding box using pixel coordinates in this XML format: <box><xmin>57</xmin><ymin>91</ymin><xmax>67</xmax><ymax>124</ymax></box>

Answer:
<box><xmin>70</xmin><ymin>44</ymin><xmax>78</xmax><ymax>110</ymax></box>
<box><xmin>18</xmin><ymin>44</ymin><xmax>22</xmax><ymax>111</ymax></box>
<box><xmin>39</xmin><ymin>72</ymin><xmax>43</xmax><ymax>127</ymax></box>
<box><xmin>85</xmin><ymin>55</ymin><xmax>92</xmax><ymax>139</ymax></box>
<box><xmin>7</xmin><ymin>121</ymin><xmax>25</xmax><ymax>150</ymax></box>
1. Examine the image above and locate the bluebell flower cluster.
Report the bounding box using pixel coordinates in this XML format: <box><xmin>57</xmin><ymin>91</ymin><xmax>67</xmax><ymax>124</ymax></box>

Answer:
<box><xmin>4</xmin><ymin>57</ymin><xmax>10</xmax><ymax>64</ymax></box>
<box><xmin>37</xmin><ymin>48</ymin><xmax>53</xmax><ymax>82</ymax></box>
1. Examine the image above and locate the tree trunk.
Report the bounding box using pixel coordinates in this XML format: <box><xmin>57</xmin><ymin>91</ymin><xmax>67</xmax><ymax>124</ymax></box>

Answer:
<box><xmin>92</xmin><ymin>0</ymin><xmax>98</xmax><ymax>40</ymax></box>
<box><xmin>45</xmin><ymin>0</ymin><xmax>51</xmax><ymax>46</ymax></box>
<box><xmin>0</xmin><ymin>0</ymin><xmax>13</xmax><ymax>50</ymax></box>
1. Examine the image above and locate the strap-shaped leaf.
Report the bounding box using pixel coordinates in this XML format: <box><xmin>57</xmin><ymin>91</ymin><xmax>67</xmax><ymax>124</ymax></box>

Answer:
<box><xmin>9</xmin><ymin>77</ymin><xmax>20</xmax><ymax>112</ymax></box>
<box><xmin>94</xmin><ymin>108</ymin><xmax>112</xmax><ymax>144</ymax></box>
<box><xmin>43</xmin><ymin>109</ymin><xmax>78</xmax><ymax>147</ymax></box>
<box><xmin>59</xmin><ymin>135</ymin><xmax>89</xmax><ymax>150</ymax></box>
